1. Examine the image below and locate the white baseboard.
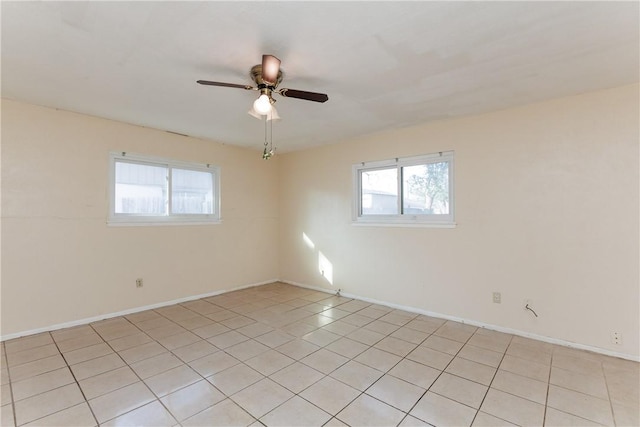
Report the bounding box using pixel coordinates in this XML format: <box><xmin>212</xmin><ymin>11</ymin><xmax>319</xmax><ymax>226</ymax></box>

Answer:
<box><xmin>0</xmin><ymin>279</ymin><xmax>277</xmax><ymax>342</ymax></box>
<box><xmin>3</xmin><ymin>278</ymin><xmax>638</xmax><ymax>362</ymax></box>
<box><xmin>281</xmin><ymin>280</ymin><xmax>640</xmax><ymax>362</ymax></box>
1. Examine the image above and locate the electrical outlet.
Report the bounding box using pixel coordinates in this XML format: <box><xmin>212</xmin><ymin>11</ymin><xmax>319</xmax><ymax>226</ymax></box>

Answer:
<box><xmin>493</xmin><ymin>292</ymin><xmax>501</xmax><ymax>304</ymax></box>
<box><xmin>136</xmin><ymin>278</ymin><xmax>143</xmax><ymax>288</ymax></box>
<box><xmin>611</xmin><ymin>331</ymin><xmax>622</xmax><ymax>345</ymax></box>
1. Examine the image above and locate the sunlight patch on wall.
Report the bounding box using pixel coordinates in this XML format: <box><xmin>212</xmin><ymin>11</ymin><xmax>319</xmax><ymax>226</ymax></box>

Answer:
<box><xmin>318</xmin><ymin>251</ymin><xmax>334</xmax><ymax>285</ymax></box>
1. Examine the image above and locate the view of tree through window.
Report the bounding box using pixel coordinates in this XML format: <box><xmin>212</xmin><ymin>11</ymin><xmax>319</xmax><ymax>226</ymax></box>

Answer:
<box><xmin>354</xmin><ymin>152</ymin><xmax>454</xmax><ymax>224</ymax></box>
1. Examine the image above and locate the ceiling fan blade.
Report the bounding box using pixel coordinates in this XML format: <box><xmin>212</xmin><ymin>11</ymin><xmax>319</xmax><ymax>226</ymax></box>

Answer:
<box><xmin>197</xmin><ymin>80</ymin><xmax>253</xmax><ymax>90</ymax></box>
<box><xmin>261</xmin><ymin>55</ymin><xmax>281</xmax><ymax>85</ymax></box>
<box><xmin>278</xmin><ymin>88</ymin><xmax>329</xmax><ymax>103</ymax></box>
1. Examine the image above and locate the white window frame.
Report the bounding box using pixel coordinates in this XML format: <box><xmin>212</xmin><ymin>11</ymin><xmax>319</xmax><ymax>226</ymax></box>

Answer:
<box><xmin>108</xmin><ymin>152</ymin><xmax>221</xmax><ymax>226</ymax></box>
<box><xmin>352</xmin><ymin>151</ymin><xmax>455</xmax><ymax>227</ymax></box>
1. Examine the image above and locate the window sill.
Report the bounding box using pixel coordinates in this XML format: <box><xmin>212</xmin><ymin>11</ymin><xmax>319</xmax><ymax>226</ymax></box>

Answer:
<box><xmin>352</xmin><ymin>220</ymin><xmax>456</xmax><ymax>228</ymax></box>
<box><xmin>107</xmin><ymin>219</ymin><xmax>222</xmax><ymax>227</ymax></box>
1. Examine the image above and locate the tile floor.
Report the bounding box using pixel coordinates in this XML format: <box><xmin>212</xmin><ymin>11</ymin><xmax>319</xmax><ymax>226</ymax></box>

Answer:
<box><xmin>1</xmin><ymin>282</ymin><xmax>638</xmax><ymax>426</ymax></box>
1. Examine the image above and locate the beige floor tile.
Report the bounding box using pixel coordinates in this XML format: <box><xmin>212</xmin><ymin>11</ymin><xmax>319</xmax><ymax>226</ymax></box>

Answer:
<box><xmin>51</xmin><ymin>325</ymin><xmax>95</xmax><ymax>343</ymax></box>
<box><xmin>14</xmin><ymin>383</ymin><xmax>84</xmax><ymax>425</ymax></box>
<box><xmin>603</xmin><ymin>364</ymin><xmax>639</xmax><ymax>407</ymax></box>
<box><xmin>189</xmin><ymin>351</ymin><xmax>239</xmax><ymax>377</ymax></box>
<box><xmin>280</xmin><ymin>323</ymin><xmax>317</xmax><ymax>338</ymax></box>
<box><xmin>406</xmin><ymin>345</ymin><xmax>453</xmax><ymax>370</ymax></box>
<box><xmin>22</xmin><ymin>402</ymin><xmax>97</xmax><ymax>427</ymax></box>
<box><xmin>78</xmin><ymin>366</ymin><xmax>139</xmax><ymax>400</ymax></box>
<box><xmin>301</xmin><ymin>348</ymin><xmax>349</xmax><ymax>374</ymax></box>
<box><xmin>221</xmin><ymin>316</ymin><xmax>256</xmax><ymax>330</ymax></box>
<box><xmin>547</xmin><ymin>384</ymin><xmax>614</xmax><ymax>425</ymax></box>
<box><xmin>107</xmin><ymin>332</ymin><xmax>153</xmax><ymax>352</ymax></box>
<box><xmin>171</xmin><ymin>339</ymin><xmax>218</xmax><ymax>363</ymax></box>
<box><xmin>341</xmin><ymin>313</ymin><xmax>375</xmax><ymax>328</ymax></box>
<box><xmin>480</xmin><ymin>388</ymin><xmax>545</xmax><ymax>426</ymax></box>
<box><xmin>390</xmin><ymin>326</ymin><xmax>430</xmax><ymax>345</ymax></box>
<box><xmin>94</xmin><ymin>324</ymin><xmax>140</xmax><ymax>342</ymax></box>
<box><xmin>9</xmin><ymin>354</ymin><xmax>67</xmax><ymax>382</ymax></box>
<box><xmin>499</xmin><ymin>354</ymin><xmax>550</xmax><ymax>382</ymax></box>
<box><xmin>491</xmin><ymin>369</ymin><xmax>548</xmax><ymax>404</ymax></box>
<box><xmin>364</xmin><ymin>320</ymin><xmax>401</xmax><ymax>335</ymax></box>
<box><xmin>125</xmin><ymin>310</ymin><xmax>163</xmax><ymax>324</ymax></box>
<box><xmin>302</xmin><ymin>329</ymin><xmax>341</xmax><ymax>347</ymax></box>
<box><xmin>136</xmin><ymin>316</ymin><xmax>175</xmax><ymax>332</ymax></box>
<box><xmin>325</xmin><ymin>416</ymin><xmax>349</xmax><ymax>426</ymax></box>
<box><xmin>422</xmin><ymin>335</ymin><xmax>464</xmax><ymax>355</ymax></box>
<box><xmin>160</xmin><ymin>379</ymin><xmax>224</xmax><ymax>421</ymax></box>
<box><xmin>1</xmin><ymin>404</ymin><xmax>14</xmax><ymax>427</ymax></box>
<box><xmin>321</xmin><ymin>320</ymin><xmax>359</xmax><ymax>336</ymax></box>
<box><xmin>245</xmin><ymin>350</ymin><xmax>294</xmax><ymax>376</ymax></box>
<box><xmin>174</xmin><ymin>315</ymin><xmax>214</xmax><ymax>330</ymax></box>
<box><xmin>207</xmin><ymin>363</ymin><xmax>264</xmax><ymax>396</ymax></box>
<box><xmin>398</xmin><ymin>414</ymin><xmax>431</xmax><ymax>426</ymax></box>
<box><xmin>611</xmin><ymin>401</ymin><xmax>640</xmax><ymax>426</ymax></box>
<box><xmin>389</xmin><ymin>358</ymin><xmax>441</xmax><ymax>389</ymax></box>
<box><xmin>337</xmin><ymin>393</ymin><xmax>405</xmax><ymax>426</ymax></box>
<box><xmin>433</xmin><ymin>322</ymin><xmax>477</xmax><ymax>343</ymax></box>
<box><xmin>431</xmin><ymin>372</ymin><xmax>488</xmax><ymax>409</ymax></box>
<box><xmin>235</xmin><ymin>322</ymin><xmax>274</xmax><ymax>338</ymax></box>
<box><xmin>253</xmin><ymin>330</ymin><xmax>295</xmax><ymax>348</ymax></box>
<box><xmin>6</xmin><ymin>344</ymin><xmax>59</xmax><ymax>367</ymax></box>
<box><xmin>544</xmin><ymin>407</ymin><xmax>601</xmax><ymax>426</ymax></box>
<box><xmin>458</xmin><ymin>344</ymin><xmax>504</xmax><ymax>368</ymax></box>
<box><xmin>207</xmin><ymin>310</ymin><xmax>245</xmax><ymax>322</ymax></box>
<box><xmin>326</xmin><ymin>337</ymin><xmax>369</xmax><ymax>359</ymax></box>
<box><xmin>466</xmin><ymin>333</ymin><xmax>510</xmax><ymax>353</ymax></box>
<box><xmin>63</xmin><ymin>342</ymin><xmax>113</xmax><ymax>365</ymax></box>
<box><xmin>379</xmin><ymin>311</ymin><xmax>416</xmax><ymax>326</ymax></box>
<box><xmin>505</xmin><ymin>342</ymin><xmax>552</xmax><ymax>365</ymax></box>
<box><xmin>358</xmin><ymin>307</ymin><xmax>390</xmax><ymax>319</ymax></box>
<box><xmin>11</xmin><ymin>367</ymin><xmax>75</xmax><ymax>401</ymax></box>
<box><xmin>231</xmin><ymin>378</ymin><xmax>294</xmax><ymax>419</ymax></box>
<box><xmin>70</xmin><ymin>353</ymin><xmax>125</xmax><ymax>381</ymax></box>
<box><xmin>375</xmin><ymin>336</ymin><xmax>418</xmax><ymax>357</ymax></box>
<box><xmin>552</xmin><ymin>353</ymin><xmax>603</xmax><ymax>377</ymax></box>
<box><xmin>146</xmin><ymin>323</ymin><xmax>188</xmax><ymax>340</ymax></box>
<box><xmin>182</xmin><ymin>398</ymin><xmax>256</xmax><ymax>426</ymax></box>
<box><xmin>102</xmin><ymin>400</ymin><xmax>177</xmax><ymax>426</ymax></box>
<box><xmin>118</xmin><ymin>341</ymin><xmax>167</xmax><ymax>364</ymax></box>
<box><xmin>261</xmin><ymin>395</ymin><xmax>332</xmax><ymax>426</ymax></box>
<box><xmin>191</xmin><ymin>322</ymin><xmax>231</xmax><ymax>339</ymax></box>
<box><xmin>300</xmin><ymin>376</ymin><xmax>361</xmax><ymax>415</ymax></box>
<box><xmin>410</xmin><ymin>391</ymin><xmax>477</xmax><ymax>427</ymax></box>
<box><xmin>355</xmin><ymin>347</ymin><xmax>402</xmax><ymax>372</ymax></box>
<box><xmin>405</xmin><ymin>318</ymin><xmax>443</xmax><ymax>334</ymax></box>
<box><xmin>207</xmin><ymin>331</ymin><xmax>250</xmax><ymax>349</ymax></box>
<box><xmin>55</xmin><ymin>333</ymin><xmax>104</xmax><ymax>353</ymax></box>
<box><xmin>88</xmin><ymin>381</ymin><xmax>155</xmax><ymax>423</ymax></box>
<box><xmin>5</xmin><ymin>334</ymin><xmax>54</xmax><ymax>354</ymax></box>
<box><xmin>346</xmin><ymin>328</ymin><xmax>386</xmax><ymax>346</ymax></box>
<box><xmin>366</xmin><ymin>374</ymin><xmax>426</xmax><ymax>412</ymax></box>
<box><xmin>270</xmin><ymin>362</ymin><xmax>324</xmax><ymax>394</ymax></box>
<box><xmin>144</xmin><ymin>365</ymin><xmax>201</xmax><ymax>397</ymax></box>
<box><xmin>157</xmin><ymin>331</ymin><xmax>201</xmax><ymax>351</ymax></box>
<box><xmin>445</xmin><ymin>357</ymin><xmax>496</xmax><ymax>385</ymax></box>
<box><xmin>276</xmin><ymin>338</ymin><xmax>320</xmax><ymax>360</ymax></box>
<box><xmin>330</xmin><ymin>360</ymin><xmax>383</xmax><ymax>391</ymax></box>
<box><xmin>550</xmin><ymin>366</ymin><xmax>608</xmax><ymax>400</ymax></box>
<box><xmin>225</xmin><ymin>340</ymin><xmax>270</xmax><ymax>362</ymax></box>
<box><xmin>0</xmin><ymin>384</ymin><xmax>10</xmax><ymax>406</ymax></box>
<box><xmin>130</xmin><ymin>352</ymin><xmax>183</xmax><ymax>379</ymax></box>
<box><xmin>471</xmin><ymin>411</ymin><xmax>517</xmax><ymax>426</ymax></box>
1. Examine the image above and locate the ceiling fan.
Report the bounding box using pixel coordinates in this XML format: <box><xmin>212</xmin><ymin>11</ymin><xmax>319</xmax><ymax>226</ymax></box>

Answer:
<box><xmin>197</xmin><ymin>54</ymin><xmax>329</xmax><ymax>120</ymax></box>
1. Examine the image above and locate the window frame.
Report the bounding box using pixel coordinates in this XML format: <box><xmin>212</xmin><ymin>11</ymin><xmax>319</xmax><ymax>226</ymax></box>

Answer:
<box><xmin>108</xmin><ymin>152</ymin><xmax>221</xmax><ymax>226</ymax></box>
<box><xmin>352</xmin><ymin>151</ymin><xmax>455</xmax><ymax>227</ymax></box>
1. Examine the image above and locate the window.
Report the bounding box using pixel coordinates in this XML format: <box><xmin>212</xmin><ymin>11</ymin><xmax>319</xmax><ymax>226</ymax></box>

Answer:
<box><xmin>108</xmin><ymin>152</ymin><xmax>220</xmax><ymax>225</ymax></box>
<box><xmin>353</xmin><ymin>151</ymin><xmax>454</xmax><ymax>226</ymax></box>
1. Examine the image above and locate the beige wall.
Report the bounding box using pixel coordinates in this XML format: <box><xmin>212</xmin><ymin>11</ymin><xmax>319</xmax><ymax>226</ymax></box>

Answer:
<box><xmin>278</xmin><ymin>84</ymin><xmax>639</xmax><ymax>358</ymax></box>
<box><xmin>1</xmin><ymin>100</ymin><xmax>279</xmax><ymax>336</ymax></box>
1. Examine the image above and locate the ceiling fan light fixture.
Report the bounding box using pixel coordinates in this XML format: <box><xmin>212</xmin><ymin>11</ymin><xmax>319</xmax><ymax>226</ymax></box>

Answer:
<box><xmin>253</xmin><ymin>94</ymin><xmax>272</xmax><ymax>115</ymax></box>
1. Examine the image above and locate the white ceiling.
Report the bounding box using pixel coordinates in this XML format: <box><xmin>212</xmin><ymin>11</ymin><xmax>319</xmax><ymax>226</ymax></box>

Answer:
<box><xmin>2</xmin><ymin>1</ymin><xmax>638</xmax><ymax>153</ymax></box>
